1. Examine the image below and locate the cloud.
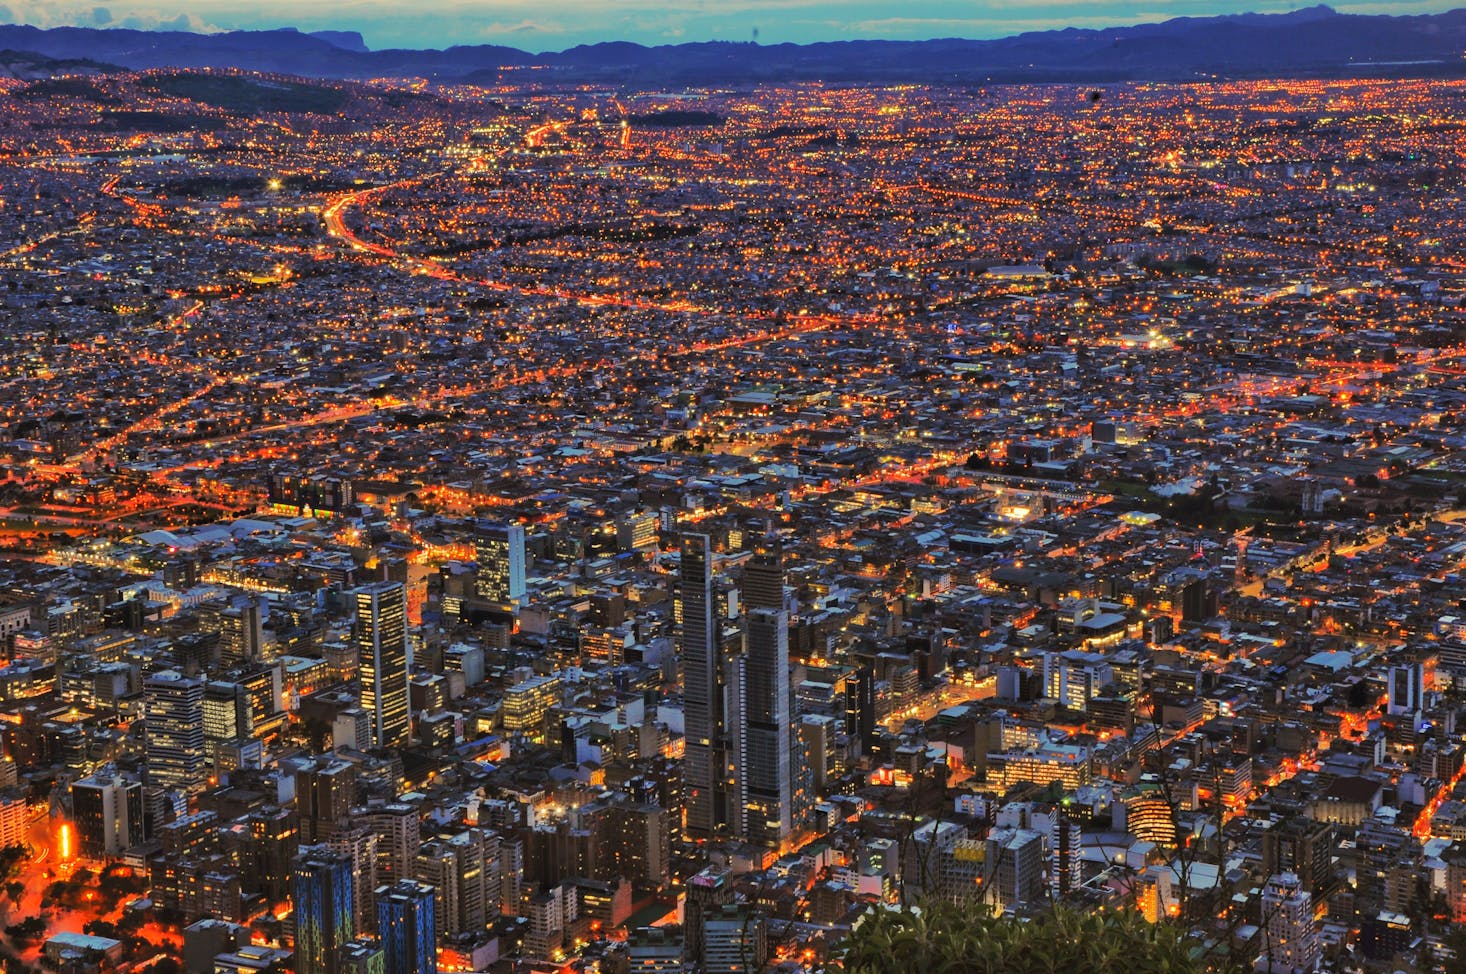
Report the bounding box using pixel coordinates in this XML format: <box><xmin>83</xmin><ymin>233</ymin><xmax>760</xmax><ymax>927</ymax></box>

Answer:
<box><xmin>478</xmin><ymin>19</ymin><xmax>567</xmax><ymax>37</ymax></box>
<box><xmin>0</xmin><ymin>0</ymin><xmax>223</xmax><ymax>31</ymax></box>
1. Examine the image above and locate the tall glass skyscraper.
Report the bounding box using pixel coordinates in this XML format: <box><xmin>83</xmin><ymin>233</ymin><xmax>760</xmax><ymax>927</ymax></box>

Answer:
<box><xmin>376</xmin><ymin>879</ymin><xmax>437</xmax><ymax>974</ymax></box>
<box><xmin>741</xmin><ymin>606</ymin><xmax>793</xmax><ymax>846</ymax></box>
<box><xmin>680</xmin><ymin>533</ymin><xmax>726</xmax><ymax>841</ymax></box>
<box><xmin>355</xmin><ymin>581</ymin><xmax>410</xmax><ymax>747</ymax></box>
<box><xmin>292</xmin><ymin>846</ymin><xmax>356</xmax><ymax>974</ymax></box>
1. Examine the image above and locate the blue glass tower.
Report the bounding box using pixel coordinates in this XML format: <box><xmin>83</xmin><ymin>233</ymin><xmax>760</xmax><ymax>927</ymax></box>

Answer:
<box><xmin>376</xmin><ymin>879</ymin><xmax>437</xmax><ymax>974</ymax></box>
<box><xmin>292</xmin><ymin>846</ymin><xmax>356</xmax><ymax>974</ymax></box>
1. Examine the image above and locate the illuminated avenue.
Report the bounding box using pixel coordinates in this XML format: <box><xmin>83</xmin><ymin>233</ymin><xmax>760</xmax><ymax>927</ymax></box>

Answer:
<box><xmin>0</xmin><ymin>64</ymin><xmax>1464</xmax><ymax>974</ymax></box>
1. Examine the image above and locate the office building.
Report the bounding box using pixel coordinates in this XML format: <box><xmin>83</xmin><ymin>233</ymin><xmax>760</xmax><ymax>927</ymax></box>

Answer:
<box><xmin>501</xmin><ymin>671</ymin><xmax>562</xmax><ymax>736</ymax></box>
<box><xmin>144</xmin><ymin>670</ymin><xmax>207</xmax><ymax>795</ymax></box>
<box><xmin>240</xmin><ymin>806</ymin><xmax>300</xmax><ymax>905</ymax></box>
<box><xmin>339</xmin><ymin>940</ymin><xmax>386</xmax><ymax>974</ymax></box>
<box><xmin>297</xmin><ymin>757</ymin><xmax>358</xmax><ymax>843</ymax></box>
<box><xmin>738</xmin><ymin>606</ymin><xmax>793</xmax><ymax>846</ymax></box>
<box><xmin>356</xmin><ymin>803</ymin><xmax>420</xmax><ymax>886</ymax></box>
<box><xmin>377</xmin><ymin>880</ymin><xmax>437</xmax><ymax>974</ymax></box>
<box><xmin>742</xmin><ymin>541</ymin><xmax>785</xmax><ymax>612</ymax></box>
<box><xmin>475</xmin><ymin>523</ymin><xmax>526</xmax><ymax>607</ymax></box>
<box><xmin>983</xmin><ymin>827</ymin><xmax>1045</xmax><ymax>913</ymax></box>
<box><xmin>1258</xmin><ymin>872</ymin><xmax>1320</xmax><ymax>974</ymax></box>
<box><xmin>326</xmin><ymin>826</ymin><xmax>379</xmax><ymax>936</ymax></box>
<box><xmin>1262</xmin><ymin>818</ymin><xmax>1335</xmax><ymax>899</ymax></box>
<box><xmin>702</xmin><ymin>904</ymin><xmax>766</xmax><ymax>974</ymax></box>
<box><xmin>292</xmin><ymin>846</ymin><xmax>356</xmax><ymax>974</ymax></box>
<box><xmin>1122</xmin><ymin>782</ymin><xmax>1178</xmax><ymax>846</ymax></box>
<box><xmin>1051</xmin><ymin>810</ymin><xmax>1083</xmax><ymax>899</ymax></box>
<box><xmin>414</xmin><ymin>828</ymin><xmax>495</xmax><ymax>939</ymax></box>
<box><xmin>238</xmin><ymin>663</ymin><xmax>287</xmax><ymax>738</ymax></box>
<box><xmin>681</xmin><ymin>534</ymin><xmax>730</xmax><ymax>841</ymax></box>
<box><xmin>1388</xmin><ymin>661</ymin><xmax>1424</xmax><ymax>717</ymax></box>
<box><xmin>355</xmin><ymin>582</ymin><xmax>410</xmax><ymax>748</ymax></box>
<box><xmin>202</xmin><ymin>681</ymin><xmax>253</xmax><ymax>767</ymax></box>
<box><xmin>220</xmin><ymin>600</ymin><xmax>266</xmax><ymax>664</ymax></box>
<box><xmin>70</xmin><ymin>773</ymin><xmax>144</xmax><ymax>859</ymax></box>
<box><xmin>684</xmin><ymin>866</ymin><xmax>732</xmax><ymax>967</ymax></box>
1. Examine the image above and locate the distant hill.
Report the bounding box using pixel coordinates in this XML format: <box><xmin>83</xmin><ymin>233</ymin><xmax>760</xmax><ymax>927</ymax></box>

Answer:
<box><xmin>0</xmin><ymin>48</ymin><xmax>121</xmax><ymax>81</ymax></box>
<box><xmin>138</xmin><ymin>72</ymin><xmax>350</xmax><ymax>114</ymax></box>
<box><xmin>2</xmin><ymin>5</ymin><xmax>1466</xmax><ymax>83</ymax></box>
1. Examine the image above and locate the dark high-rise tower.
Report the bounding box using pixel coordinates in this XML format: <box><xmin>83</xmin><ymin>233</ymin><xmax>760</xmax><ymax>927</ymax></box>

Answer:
<box><xmin>1388</xmin><ymin>661</ymin><xmax>1423</xmax><ymax>717</ymax></box>
<box><xmin>376</xmin><ymin>879</ymin><xmax>437</xmax><ymax>974</ymax></box>
<box><xmin>742</xmin><ymin>541</ymin><xmax>785</xmax><ymax>612</ymax></box>
<box><xmin>70</xmin><ymin>773</ymin><xmax>143</xmax><ymax>859</ymax></box>
<box><xmin>740</xmin><ymin>606</ymin><xmax>793</xmax><ymax>846</ymax></box>
<box><xmin>355</xmin><ymin>582</ymin><xmax>410</xmax><ymax>748</ymax></box>
<box><xmin>296</xmin><ymin>757</ymin><xmax>358</xmax><ymax>843</ymax></box>
<box><xmin>681</xmin><ymin>533</ymin><xmax>727</xmax><ymax>841</ymax></box>
<box><xmin>855</xmin><ymin>664</ymin><xmax>879</xmax><ymax>761</ymax></box>
<box><xmin>684</xmin><ymin>866</ymin><xmax>733</xmax><ymax>967</ymax></box>
<box><xmin>292</xmin><ymin>846</ymin><xmax>356</xmax><ymax>974</ymax></box>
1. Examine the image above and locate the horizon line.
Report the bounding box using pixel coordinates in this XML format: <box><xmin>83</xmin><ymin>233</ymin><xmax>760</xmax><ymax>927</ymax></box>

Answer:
<box><xmin>3</xmin><ymin>3</ymin><xmax>1463</xmax><ymax>57</ymax></box>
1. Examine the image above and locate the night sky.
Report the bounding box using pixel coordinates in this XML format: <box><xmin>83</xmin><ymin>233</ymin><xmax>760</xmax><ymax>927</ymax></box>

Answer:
<box><xmin>0</xmin><ymin>0</ymin><xmax>1458</xmax><ymax>52</ymax></box>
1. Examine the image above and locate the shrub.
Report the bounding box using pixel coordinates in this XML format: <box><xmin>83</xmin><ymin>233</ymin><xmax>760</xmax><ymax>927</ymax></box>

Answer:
<box><xmin>838</xmin><ymin>902</ymin><xmax>1241</xmax><ymax>974</ymax></box>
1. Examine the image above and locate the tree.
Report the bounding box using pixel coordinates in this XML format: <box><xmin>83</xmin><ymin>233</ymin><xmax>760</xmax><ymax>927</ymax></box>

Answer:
<box><xmin>837</xmin><ymin>901</ymin><xmax>1244</xmax><ymax>974</ymax></box>
<box><xmin>0</xmin><ymin>849</ymin><xmax>24</xmax><ymax>884</ymax></box>
<box><xmin>4</xmin><ymin>916</ymin><xmax>45</xmax><ymax>943</ymax></box>
<box><xmin>301</xmin><ymin>718</ymin><xmax>332</xmax><ymax>753</ymax></box>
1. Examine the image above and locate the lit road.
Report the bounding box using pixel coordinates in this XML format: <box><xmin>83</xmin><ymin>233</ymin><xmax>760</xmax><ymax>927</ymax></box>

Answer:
<box><xmin>320</xmin><ymin>119</ymin><xmax>883</xmax><ymax>328</ymax></box>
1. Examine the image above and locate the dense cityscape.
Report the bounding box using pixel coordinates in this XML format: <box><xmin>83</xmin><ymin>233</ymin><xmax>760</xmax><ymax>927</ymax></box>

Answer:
<box><xmin>1</xmin><ymin>44</ymin><xmax>1466</xmax><ymax>974</ymax></box>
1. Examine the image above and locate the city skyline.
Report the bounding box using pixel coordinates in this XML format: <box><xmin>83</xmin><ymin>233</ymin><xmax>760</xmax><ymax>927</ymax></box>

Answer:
<box><xmin>2</xmin><ymin>1</ymin><xmax>1466</xmax><ymax>971</ymax></box>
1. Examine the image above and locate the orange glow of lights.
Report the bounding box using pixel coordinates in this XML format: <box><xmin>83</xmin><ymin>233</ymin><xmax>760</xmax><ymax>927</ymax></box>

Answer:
<box><xmin>56</xmin><ymin>820</ymin><xmax>75</xmax><ymax>862</ymax></box>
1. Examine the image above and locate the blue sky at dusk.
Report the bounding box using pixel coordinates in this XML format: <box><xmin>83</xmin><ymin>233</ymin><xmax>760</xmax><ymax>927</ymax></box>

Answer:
<box><xmin>0</xmin><ymin>0</ymin><xmax>1457</xmax><ymax>51</ymax></box>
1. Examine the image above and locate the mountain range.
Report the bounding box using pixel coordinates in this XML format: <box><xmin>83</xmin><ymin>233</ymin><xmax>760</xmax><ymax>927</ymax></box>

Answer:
<box><xmin>2</xmin><ymin>5</ymin><xmax>1465</xmax><ymax>84</ymax></box>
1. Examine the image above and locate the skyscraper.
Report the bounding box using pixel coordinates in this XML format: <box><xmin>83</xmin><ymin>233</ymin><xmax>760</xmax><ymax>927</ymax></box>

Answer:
<box><xmin>1388</xmin><ymin>661</ymin><xmax>1423</xmax><ymax>717</ymax></box>
<box><xmin>242</xmin><ymin>806</ymin><xmax>300</xmax><ymax>905</ymax></box>
<box><xmin>702</xmin><ymin>903</ymin><xmax>766</xmax><ymax>974</ymax></box>
<box><xmin>414</xmin><ymin>828</ymin><xmax>493</xmax><ymax>938</ymax></box>
<box><xmin>237</xmin><ymin>662</ymin><xmax>287</xmax><ymax>738</ymax></box>
<box><xmin>297</xmin><ymin>757</ymin><xmax>358</xmax><ymax>843</ymax></box>
<box><xmin>1258</xmin><ymin>872</ymin><xmax>1320</xmax><ymax>974</ymax></box>
<box><xmin>376</xmin><ymin>879</ymin><xmax>437</xmax><ymax>974</ymax></box>
<box><xmin>983</xmin><ymin>827</ymin><xmax>1045</xmax><ymax>913</ymax></box>
<box><xmin>292</xmin><ymin>846</ymin><xmax>356</xmax><ymax>974</ymax></box>
<box><xmin>202</xmin><ymin>681</ymin><xmax>253</xmax><ymax>766</ymax></box>
<box><xmin>144</xmin><ymin>670</ymin><xmax>207</xmax><ymax>795</ymax></box>
<box><xmin>681</xmin><ymin>533</ymin><xmax>728</xmax><ymax>841</ymax></box>
<box><xmin>742</xmin><ymin>541</ymin><xmax>785</xmax><ymax>612</ymax></box>
<box><xmin>1262</xmin><ymin>817</ymin><xmax>1335</xmax><ymax>899</ymax></box>
<box><xmin>684</xmin><ymin>866</ymin><xmax>733</xmax><ymax>967</ymax></box>
<box><xmin>355</xmin><ymin>582</ymin><xmax>410</xmax><ymax>748</ymax></box>
<box><xmin>326</xmin><ymin>826</ymin><xmax>379</xmax><ymax>936</ymax></box>
<box><xmin>219</xmin><ymin>599</ymin><xmax>266</xmax><ymax>664</ymax></box>
<box><xmin>739</xmin><ymin>606</ymin><xmax>793</xmax><ymax>846</ymax></box>
<box><xmin>1050</xmin><ymin>809</ymin><xmax>1083</xmax><ymax>899</ymax></box>
<box><xmin>474</xmin><ymin>522</ymin><xmax>526</xmax><ymax>608</ymax></box>
<box><xmin>70</xmin><ymin>773</ymin><xmax>143</xmax><ymax>859</ymax></box>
